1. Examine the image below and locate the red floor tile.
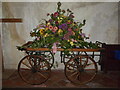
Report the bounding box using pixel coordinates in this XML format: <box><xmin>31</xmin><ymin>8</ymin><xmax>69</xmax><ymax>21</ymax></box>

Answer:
<box><xmin>2</xmin><ymin>69</ymin><xmax>120</xmax><ymax>88</ymax></box>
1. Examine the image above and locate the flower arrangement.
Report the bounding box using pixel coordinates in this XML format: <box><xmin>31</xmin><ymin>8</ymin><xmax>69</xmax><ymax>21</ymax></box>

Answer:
<box><xmin>18</xmin><ymin>2</ymin><xmax>100</xmax><ymax>54</ymax></box>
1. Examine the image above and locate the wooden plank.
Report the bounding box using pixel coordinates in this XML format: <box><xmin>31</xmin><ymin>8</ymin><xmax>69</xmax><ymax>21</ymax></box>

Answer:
<box><xmin>26</xmin><ymin>48</ymin><xmax>104</xmax><ymax>52</ymax></box>
<box><xmin>0</xmin><ymin>18</ymin><xmax>22</xmax><ymax>23</ymax></box>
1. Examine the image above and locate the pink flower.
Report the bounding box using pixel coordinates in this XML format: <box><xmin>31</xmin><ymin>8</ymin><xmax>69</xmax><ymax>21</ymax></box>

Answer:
<box><xmin>52</xmin><ymin>43</ymin><xmax>57</xmax><ymax>54</ymax></box>
<box><xmin>37</xmin><ymin>37</ymin><xmax>40</xmax><ymax>40</ymax></box>
<box><xmin>71</xmin><ymin>39</ymin><xmax>77</xmax><ymax>42</ymax></box>
<box><xmin>48</xmin><ymin>25</ymin><xmax>53</xmax><ymax>30</ymax></box>
<box><xmin>80</xmin><ymin>33</ymin><xmax>86</xmax><ymax>38</ymax></box>
<box><xmin>75</xmin><ymin>29</ymin><xmax>79</xmax><ymax>31</ymax></box>
<box><xmin>68</xmin><ymin>28</ymin><xmax>72</xmax><ymax>31</ymax></box>
<box><xmin>63</xmin><ymin>33</ymin><xmax>70</xmax><ymax>40</ymax></box>
<box><xmin>53</xmin><ymin>12</ymin><xmax>59</xmax><ymax>17</ymax></box>
<box><xmin>51</xmin><ymin>26</ymin><xmax>58</xmax><ymax>33</ymax></box>
<box><xmin>53</xmin><ymin>26</ymin><xmax>58</xmax><ymax>31</ymax></box>
<box><xmin>52</xmin><ymin>29</ymin><xmax>56</xmax><ymax>33</ymax></box>
<box><xmin>68</xmin><ymin>28</ymin><xmax>74</xmax><ymax>35</ymax></box>
<box><xmin>67</xmin><ymin>22</ymin><xmax>72</xmax><ymax>24</ymax></box>
<box><xmin>69</xmin><ymin>14</ymin><xmax>74</xmax><ymax>18</ymax></box>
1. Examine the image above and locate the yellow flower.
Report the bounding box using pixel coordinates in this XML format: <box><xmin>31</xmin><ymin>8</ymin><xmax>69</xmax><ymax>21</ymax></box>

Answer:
<box><xmin>78</xmin><ymin>31</ymin><xmax>81</xmax><ymax>34</ymax></box>
<box><xmin>70</xmin><ymin>41</ymin><xmax>74</xmax><ymax>46</ymax></box>
<box><xmin>39</xmin><ymin>29</ymin><xmax>45</xmax><ymax>35</ymax></box>
<box><xmin>57</xmin><ymin>17</ymin><xmax>63</xmax><ymax>20</ymax></box>
<box><xmin>68</xmin><ymin>20</ymin><xmax>71</xmax><ymax>23</ymax></box>
<box><xmin>78</xmin><ymin>36</ymin><xmax>81</xmax><ymax>39</ymax></box>
<box><xmin>72</xmin><ymin>23</ymin><xmax>75</xmax><ymax>26</ymax></box>
<box><xmin>58</xmin><ymin>20</ymin><xmax>62</xmax><ymax>23</ymax></box>
<box><xmin>44</xmin><ymin>33</ymin><xmax>48</xmax><ymax>37</ymax></box>
<box><xmin>58</xmin><ymin>29</ymin><xmax>63</xmax><ymax>34</ymax></box>
<box><xmin>45</xmin><ymin>27</ymin><xmax>48</xmax><ymax>31</ymax></box>
<box><xmin>57</xmin><ymin>17</ymin><xmax>60</xmax><ymax>20</ymax></box>
<box><xmin>67</xmin><ymin>40</ymin><xmax>70</xmax><ymax>42</ymax></box>
<box><xmin>61</xmin><ymin>15</ymin><xmax>66</xmax><ymax>18</ymax></box>
<box><xmin>47</xmin><ymin>23</ymin><xmax>50</xmax><ymax>26</ymax></box>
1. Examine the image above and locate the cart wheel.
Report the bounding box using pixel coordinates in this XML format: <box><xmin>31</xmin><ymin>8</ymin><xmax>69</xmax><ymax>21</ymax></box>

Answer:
<box><xmin>18</xmin><ymin>55</ymin><xmax>51</xmax><ymax>85</ymax></box>
<box><xmin>63</xmin><ymin>51</ymin><xmax>85</xmax><ymax>65</ymax></box>
<box><xmin>62</xmin><ymin>51</ymin><xmax>75</xmax><ymax>65</ymax></box>
<box><xmin>64</xmin><ymin>55</ymin><xmax>98</xmax><ymax>85</ymax></box>
<box><xmin>41</xmin><ymin>51</ymin><xmax>54</xmax><ymax>68</ymax></box>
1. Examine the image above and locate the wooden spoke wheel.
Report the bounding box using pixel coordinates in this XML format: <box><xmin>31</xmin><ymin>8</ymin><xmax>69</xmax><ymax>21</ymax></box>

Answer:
<box><xmin>64</xmin><ymin>55</ymin><xmax>98</xmax><ymax>85</ymax></box>
<box><xmin>63</xmin><ymin>51</ymin><xmax>85</xmax><ymax>65</ymax></box>
<box><xmin>25</xmin><ymin>51</ymin><xmax>54</xmax><ymax>68</ymax></box>
<box><xmin>18</xmin><ymin>55</ymin><xmax>51</xmax><ymax>85</ymax></box>
<box><xmin>62</xmin><ymin>51</ymin><xmax>76</xmax><ymax>65</ymax></box>
<box><xmin>41</xmin><ymin>51</ymin><xmax>54</xmax><ymax>68</ymax></box>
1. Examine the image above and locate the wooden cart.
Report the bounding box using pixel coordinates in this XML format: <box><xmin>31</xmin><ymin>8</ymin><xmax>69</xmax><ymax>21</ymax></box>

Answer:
<box><xmin>18</xmin><ymin>47</ymin><xmax>103</xmax><ymax>85</ymax></box>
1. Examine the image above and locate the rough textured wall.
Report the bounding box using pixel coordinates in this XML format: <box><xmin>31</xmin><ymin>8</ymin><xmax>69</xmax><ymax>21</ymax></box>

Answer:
<box><xmin>0</xmin><ymin>2</ymin><xmax>2</xmax><ymax>88</ymax></box>
<box><xmin>2</xmin><ymin>2</ymin><xmax>118</xmax><ymax>69</ymax></box>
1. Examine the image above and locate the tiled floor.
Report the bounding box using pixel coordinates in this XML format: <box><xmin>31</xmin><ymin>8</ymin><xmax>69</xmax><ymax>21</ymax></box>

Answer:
<box><xmin>2</xmin><ymin>69</ymin><xmax>120</xmax><ymax>88</ymax></box>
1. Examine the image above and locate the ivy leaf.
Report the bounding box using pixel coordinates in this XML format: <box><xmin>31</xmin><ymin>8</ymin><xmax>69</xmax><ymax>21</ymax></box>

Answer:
<box><xmin>79</xmin><ymin>19</ymin><xmax>86</xmax><ymax>28</ymax></box>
